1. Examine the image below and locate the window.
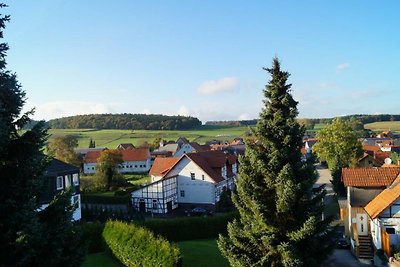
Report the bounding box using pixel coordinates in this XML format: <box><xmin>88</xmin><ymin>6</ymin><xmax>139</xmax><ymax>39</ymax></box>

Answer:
<box><xmin>386</xmin><ymin>227</ymin><xmax>395</xmax><ymax>234</ymax></box>
<box><xmin>152</xmin><ymin>200</ymin><xmax>157</xmax><ymax>209</ymax></box>
<box><xmin>56</xmin><ymin>176</ymin><xmax>63</xmax><ymax>190</ymax></box>
<box><xmin>202</xmin><ymin>174</ymin><xmax>205</xmax><ymax>180</ymax></box>
<box><xmin>190</xmin><ymin>172</ymin><xmax>195</xmax><ymax>180</ymax></box>
<box><xmin>135</xmin><ymin>165</ymin><xmax>138</xmax><ymax>168</ymax></box>
<box><xmin>73</xmin><ymin>173</ymin><xmax>79</xmax><ymax>186</ymax></box>
<box><xmin>73</xmin><ymin>195</ymin><xmax>80</xmax><ymax>209</ymax></box>
<box><xmin>65</xmin><ymin>175</ymin><xmax>71</xmax><ymax>188</ymax></box>
<box><xmin>92</xmin><ymin>167</ymin><xmax>95</xmax><ymax>170</ymax></box>
<box><xmin>180</xmin><ymin>190</ymin><xmax>185</xmax><ymax>197</ymax></box>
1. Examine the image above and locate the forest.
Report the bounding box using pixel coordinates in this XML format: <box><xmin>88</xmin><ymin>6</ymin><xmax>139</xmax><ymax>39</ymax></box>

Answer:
<box><xmin>47</xmin><ymin>114</ymin><xmax>202</xmax><ymax>130</ymax></box>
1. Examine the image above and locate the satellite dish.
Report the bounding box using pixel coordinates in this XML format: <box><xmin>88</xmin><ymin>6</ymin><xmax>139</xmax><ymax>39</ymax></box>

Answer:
<box><xmin>384</xmin><ymin>158</ymin><xmax>392</xmax><ymax>165</ymax></box>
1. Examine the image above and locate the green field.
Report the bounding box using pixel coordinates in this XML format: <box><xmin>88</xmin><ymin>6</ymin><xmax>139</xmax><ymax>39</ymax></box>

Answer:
<box><xmin>364</xmin><ymin>121</ymin><xmax>400</xmax><ymax>133</ymax></box>
<box><xmin>47</xmin><ymin>126</ymin><xmax>250</xmax><ymax>148</ymax></box>
<box><xmin>82</xmin><ymin>252</ymin><xmax>121</xmax><ymax>267</ymax></box>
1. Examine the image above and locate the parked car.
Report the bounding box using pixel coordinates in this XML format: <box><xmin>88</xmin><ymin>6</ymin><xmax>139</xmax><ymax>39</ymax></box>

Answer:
<box><xmin>334</xmin><ymin>232</ymin><xmax>350</xmax><ymax>249</ymax></box>
<box><xmin>186</xmin><ymin>207</ymin><xmax>213</xmax><ymax>217</ymax></box>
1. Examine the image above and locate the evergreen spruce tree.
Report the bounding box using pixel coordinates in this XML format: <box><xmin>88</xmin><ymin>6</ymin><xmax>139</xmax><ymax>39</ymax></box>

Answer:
<box><xmin>0</xmin><ymin>4</ymin><xmax>85</xmax><ymax>266</ymax></box>
<box><xmin>218</xmin><ymin>58</ymin><xmax>334</xmax><ymax>267</ymax></box>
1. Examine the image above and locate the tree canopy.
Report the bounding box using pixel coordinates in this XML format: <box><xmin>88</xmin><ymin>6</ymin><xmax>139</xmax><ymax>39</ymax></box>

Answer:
<box><xmin>313</xmin><ymin>118</ymin><xmax>363</xmax><ymax>195</ymax></box>
<box><xmin>47</xmin><ymin>135</ymin><xmax>81</xmax><ymax>167</ymax></box>
<box><xmin>47</xmin><ymin>113</ymin><xmax>202</xmax><ymax>130</ymax></box>
<box><xmin>218</xmin><ymin>58</ymin><xmax>334</xmax><ymax>266</ymax></box>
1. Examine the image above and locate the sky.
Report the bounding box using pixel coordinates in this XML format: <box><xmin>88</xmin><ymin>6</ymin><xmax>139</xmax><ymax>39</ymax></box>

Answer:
<box><xmin>3</xmin><ymin>1</ymin><xmax>400</xmax><ymax>123</ymax></box>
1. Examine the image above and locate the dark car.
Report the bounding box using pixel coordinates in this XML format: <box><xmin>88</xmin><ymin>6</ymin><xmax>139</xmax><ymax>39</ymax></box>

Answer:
<box><xmin>334</xmin><ymin>232</ymin><xmax>350</xmax><ymax>249</ymax></box>
<box><xmin>186</xmin><ymin>207</ymin><xmax>213</xmax><ymax>217</ymax></box>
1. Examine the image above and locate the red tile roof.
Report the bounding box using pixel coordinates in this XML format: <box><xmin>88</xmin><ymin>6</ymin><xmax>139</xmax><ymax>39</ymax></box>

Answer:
<box><xmin>149</xmin><ymin>158</ymin><xmax>179</xmax><ymax>177</ymax></box>
<box><xmin>163</xmin><ymin>150</ymin><xmax>238</xmax><ymax>184</ymax></box>
<box><xmin>84</xmin><ymin>150</ymin><xmax>103</xmax><ymax>163</ymax></box>
<box><xmin>121</xmin><ymin>148</ymin><xmax>150</xmax><ymax>161</ymax></box>
<box><xmin>365</xmin><ymin>176</ymin><xmax>400</xmax><ymax>219</ymax></box>
<box><xmin>342</xmin><ymin>167</ymin><xmax>400</xmax><ymax>187</ymax></box>
<box><xmin>84</xmin><ymin>148</ymin><xmax>150</xmax><ymax>163</ymax></box>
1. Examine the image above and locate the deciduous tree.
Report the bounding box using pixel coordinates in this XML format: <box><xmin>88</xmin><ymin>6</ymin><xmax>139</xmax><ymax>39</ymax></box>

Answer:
<box><xmin>95</xmin><ymin>149</ymin><xmax>123</xmax><ymax>189</ymax></box>
<box><xmin>47</xmin><ymin>135</ymin><xmax>81</xmax><ymax>167</ymax></box>
<box><xmin>313</xmin><ymin>118</ymin><xmax>363</xmax><ymax>195</ymax></box>
<box><xmin>218</xmin><ymin>58</ymin><xmax>334</xmax><ymax>267</ymax></box>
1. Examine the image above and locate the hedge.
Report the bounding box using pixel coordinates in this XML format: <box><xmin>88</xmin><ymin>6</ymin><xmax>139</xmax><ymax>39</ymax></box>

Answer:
<box><xmin>136</xmin><ymin>212</ymin><xmax>238</xmax><ymax>242</ymax></box>
<box><xmin>102</xmin><ymin>220</ymin><xmax>182</xmax><ymax>267</ymax></box>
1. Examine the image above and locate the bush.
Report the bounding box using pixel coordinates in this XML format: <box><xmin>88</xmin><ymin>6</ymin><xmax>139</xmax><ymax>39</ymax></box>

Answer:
<box><xmin>136</xmin><ymin>212</ymin><xmax>238</xmax><ymax>242</ymax></box>
<box><xmin>102</xmin><ymin>220</ymin><xmax>182</xmax><ymax>267</ymax></box>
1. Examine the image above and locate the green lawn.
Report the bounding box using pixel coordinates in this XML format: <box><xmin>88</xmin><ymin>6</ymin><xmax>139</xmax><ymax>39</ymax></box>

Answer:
<box><xmin>177</xmin><ymin>239</ymin><xmax>230</xmax><ymax>267</ymax></box>
<box><xmin>82</xmin><ymin>239</ymin><xmax>228</xmax><ymax>267</ymax></box>
<box><xmin>82</xmin><ymin>252</ymin><xmax>121</xmax><ymax>267</ymax></box>
<box><xmin>47</xmin><ymin>126</ymin><xmax>249</xmax><ymax>148</ymax></box>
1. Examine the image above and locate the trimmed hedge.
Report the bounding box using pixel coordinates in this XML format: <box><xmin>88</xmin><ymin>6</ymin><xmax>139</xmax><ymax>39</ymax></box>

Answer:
<box><xmin>136</xmin><ymin>212</ymin><xmax>238</xmax><ymax>242</ymax></box>
<box><xmin>102</xmin><ymin>220</ymin><xmax>182</xmax><ymax>267</ymax></box>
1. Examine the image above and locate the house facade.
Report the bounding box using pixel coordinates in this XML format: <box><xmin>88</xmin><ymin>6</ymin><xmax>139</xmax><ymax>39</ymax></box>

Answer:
<box><xmin>341</xmin><ymin>167</ymin><xmax>400</xmax><ymax>259</ymax></box>
<box><xmin>83</xmin><ymin>148</ymin><xmax>151</xmax><ymax>174</ymax></box>
<box><xmin>40</xmin><ymin>158</ymin><xmax>82</xmax><ymax>221</ymax></box>
<box><xmin>131</xmin><ymin>150</ymin><xmax>238</xmax><ymax>214</ymax></box>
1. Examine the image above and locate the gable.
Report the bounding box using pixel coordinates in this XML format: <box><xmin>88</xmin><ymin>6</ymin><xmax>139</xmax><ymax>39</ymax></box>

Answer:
<box><xmin>365</xmin><ymin>176</ymin><xmax>400</xmax><ymax>219</ymax></box>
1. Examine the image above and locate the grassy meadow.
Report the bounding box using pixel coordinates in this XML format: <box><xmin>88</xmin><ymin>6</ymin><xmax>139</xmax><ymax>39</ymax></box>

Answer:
<box><xmin>47</xmin><ymin>125</ymin><xmax>250</xmax><ymax>148</ymax></box>
<box><xmin>364</xmin><ymin>121</ymin><xmax>400</xmax><ymax>133</ymax></box>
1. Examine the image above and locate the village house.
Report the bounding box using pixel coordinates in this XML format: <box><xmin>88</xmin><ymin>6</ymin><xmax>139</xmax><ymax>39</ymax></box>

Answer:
<box><xmin>131</xmin><ymin>150</ymin><xmax>238</xmax><ymax>214</ymax></box>
<box><xmin>40</xmin><ymin>158</ymin><xmax>82</xmax><ymax>221</ymax></box>
<box><xmin>341</xmin><ymin>167</ymin><xmax>400</xmax><ymax>260</ymax></box>
<box><xmin>83</xmin><ymin>148</ymin><xmax>151</xmax><ymax>174</ymax></box>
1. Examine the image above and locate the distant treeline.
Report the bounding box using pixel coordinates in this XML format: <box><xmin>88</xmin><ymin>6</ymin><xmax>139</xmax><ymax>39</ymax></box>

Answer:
<box><xmin>205</xmin><ymin>120</ymin><xmax>258</xmax><ymax>126</ymax></box>
<box><xmin>206</xmin><ymin>114</ymin><xmax>400</xmax><ymax>128</ymax></box>
<box><xmin>46</xmin><ymin>114</ymin><xmax>202</xmax><ymax>130</ymax></box>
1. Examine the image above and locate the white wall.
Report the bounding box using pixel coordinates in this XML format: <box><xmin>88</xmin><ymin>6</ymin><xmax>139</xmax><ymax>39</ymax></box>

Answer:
<box><xmin>84</xmin><ymin>163</ymin><xmax>97</xmax><ymax>174</ymax></box>
<box><xmin>175</xmin><ymin>158</ymin><xmax>217</xmax><ymax>205</ymax></box>
<box><xmin>174</xmin><ymin>144</ymin><xmax>195</xmax><ymax>158</ymax></box>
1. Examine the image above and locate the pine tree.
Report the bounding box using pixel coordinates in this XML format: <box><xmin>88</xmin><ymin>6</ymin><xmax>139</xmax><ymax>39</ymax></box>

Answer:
<box><xmin>0</xmin><ymin>4</ymin><xmax>85</xmax><ymax>265</ymax></box>
<box><xmin>218</xmin><ymin>58</ymin><xmax>334</xmax><ymax>267</ymax></box>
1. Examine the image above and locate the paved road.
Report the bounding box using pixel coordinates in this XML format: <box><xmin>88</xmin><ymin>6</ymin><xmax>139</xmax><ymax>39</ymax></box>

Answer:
<box><xmin>326</xmin><ymin>250</ymin><xmax>372</xmax><ymax>267</ymax></box>
<box><xmin>315</xmin><ymin>163</ymin><xmax>335</xmax><ymax>207</ymax></box>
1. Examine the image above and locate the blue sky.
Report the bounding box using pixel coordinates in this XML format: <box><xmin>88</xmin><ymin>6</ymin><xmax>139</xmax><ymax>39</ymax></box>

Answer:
<box><xmin>3</xmin><ymin>1</ymin><xmax>400</xmax><ymax>123</ymax></box>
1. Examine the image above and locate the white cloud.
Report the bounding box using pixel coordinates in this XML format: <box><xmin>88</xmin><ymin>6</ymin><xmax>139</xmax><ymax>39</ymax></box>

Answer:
<box><xmin>238</xmin><ymin>113</ymin><xmax>250</xmax><ymax>120</ymax></box>
<box><xmin>28</xmin><ymin>101</ymin><xmax>117</xmax><ymax>120</ymax></box>
<box><xmin>336</xmin><ymin>63</ymin><xmax>350</xmax><ymax>70</ymax></box>
<box><xmin>176</xmin><ymin>106</ymin><xmax>191</xmax><ymax>117</ymax></box>
<box><xmin>141</xmin><ymin>108</ymin><xmax>151</xmax><ymax>114</ymax></box>
<box><xmin>197</xmin><ymin>77</ymin><xmax>239</xmax><ymax>95</ymax></box>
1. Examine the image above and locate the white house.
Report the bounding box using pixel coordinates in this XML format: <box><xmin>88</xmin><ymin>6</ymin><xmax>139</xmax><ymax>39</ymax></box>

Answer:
<box><xmin>365</xmin><ymin>175</ymin><xmax>400</xmax><ymax>256</ymax></box>
<box><xmin>40</xmin><ymin>158</ymin><xmax>82</xmax><ymax>221</ymax></box>
<box><xmin>131</xmin><ymin>150</ymin><xmax>238</xmax><ymax>214</ymax></box>
<box><xmin>173</xmin><ymin>142</ymin><xmax>209</xmax><ymax>158</ymax></box>
<box><xmin>83</xmin><ymin>148</ymin><xmax>151</xmax><ymax>174</ymax></box>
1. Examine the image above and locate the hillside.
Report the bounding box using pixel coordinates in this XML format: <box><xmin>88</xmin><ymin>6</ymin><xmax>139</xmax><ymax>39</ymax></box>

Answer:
<box><xmin>47</xmin><ymin>114</ymin><xmax>201</xmax><ymax>130</ymax></box>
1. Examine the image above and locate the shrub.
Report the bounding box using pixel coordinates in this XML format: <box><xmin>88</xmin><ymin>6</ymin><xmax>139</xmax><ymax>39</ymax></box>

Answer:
<box><xmin>81</xmin><ymin>194</ymin><xmax>130</xmax><ymax>205</ymax></box>
<box><xmin>103</xmin><ymin>220</ymin><xmax>182</xmax><ymax>267</ymax></box>
<box><xmin>136</xmin><ymin>212</ymin><xmax>238</xmax><ymax>242</ymax></box>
